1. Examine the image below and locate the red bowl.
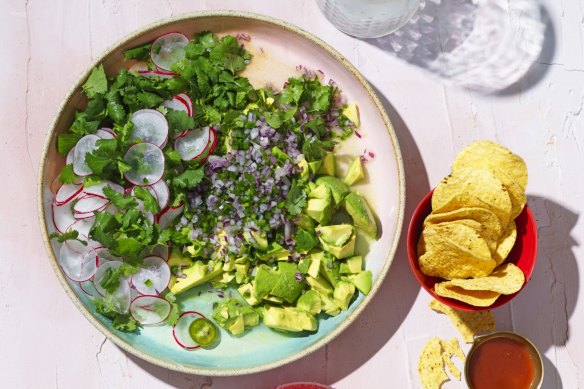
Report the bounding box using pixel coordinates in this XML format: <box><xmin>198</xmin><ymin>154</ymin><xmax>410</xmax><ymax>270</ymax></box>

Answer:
<box><xmin>407</xmin><ymin>190</ymin><xmax>538</xmax><ymax>311</ymax></box>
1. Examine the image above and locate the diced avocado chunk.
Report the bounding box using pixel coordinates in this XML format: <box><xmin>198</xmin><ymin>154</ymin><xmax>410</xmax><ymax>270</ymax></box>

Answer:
<box><xmin>244</xmin><ymin>229</ymin><xmax>268</xmax><ymax>251</ymax></box>
<box><xmin>168</xmin><ymin>247</ymin><xmax>193</xmax><ymax>267</ymax></box>
<box><xmin>293</xmin><ymin>214</ymin><xmax>315</xmax><ymax>230</ymax></box>
<box><xmin>238</xmin><ymin>283</ymin><xmax>261</xmax><ymax>306</ymax></box>
<box><xmin>308</xmin><ymin>252</ymin><xmax>323</xmax><ymax>278</ymax></box>
<box><xmin>309</xmin><ymin>183</ymin><xmax>330</xmax><ymax>200</ymax></box>
<box><xmin>210</xmin><ymin>271</ymin><xmax>235</xmax><ymax>288</ymax></box>
<box><xmin>315</xmin><ymin>176</ymin><xmax>350</xmax><ymax>206</ymax></box>
<box><xmin>342</xmin><ymin>104</ymin><xmax>360</xmax><ymax>127</ymax></box>
<box><xmin>297</xmin><ymin>256</ymin><xmax>312</xmax><ymax>274</ymax></box>
<box><xmin>271</xmin><ymin>146</ymin><xmax>290</xmax><ymax>163</ymax></box>
<box><xmin>305</xmin><ymin>198</ymin><xmax>333</xmax><ymax>225</ymax></box>
<box><xmin>263</xmin><ymin>295</ymin><xmax>284</xmax><ymax>304</ymax></box>
<box><xmin>306</xmin><ymin>275</ymin><xmax>333</xmax><ymax>296</ymax></box>
<box><xmin>340</xmin><ymin>256</ymin><xmax>363</xmax><ymax>274</ymax></box>
<box><xmin>170</xmin><ymin>260</ymin><xmax>223</xmax><ymax>295</ymax></box>
<box><xmin>343</xmin><ymin>156</ymin><xmax>364</xmax><ymax>186</ymax></box>
<box><xmin>344</xmin><ymin>191</ymin><xmax>378</xmax><ymax>239</ymax></box>
<box><xmin>320</xmin><ymin>233</ymin><xmax>356</xmax><ymax>259</ymax></box>
<box><xmin>262</xmin><ymin>306</ymin><xmax>318</xmax><ymax>332</ymax></box>
<box><xmin>316</xmin><ymin>224</ymin><xmax>354</xmax><ymax>246</ymax></box>
<box><xmin>320</xmin><ymin>254</ymin><xmax>340</xmax><ymax>287</ymax></box>
<box><xmin>347</xmin><ymin>270</ymin><xmax>373</xmax><ymax>295</ymax></box>
<box><xmin>308</xmin><ymin>160</ymin><xmax>322</xmax><ymax>175</ymax></box>
<box><xmin>270</xmin><ymin>262</ymin><xmax>304</xmax><ymax>303</ymax></box>
<box><xmin>333</xmin><ymin>281</ymin><xmax>356</xmax><ymax>310</ymax></box>
<box><xmin>256</xmin><ymin>242</ymin><xmax>290</xmax><ymax>261</ymax></box>
<box><xmin>297</xmin><ymin>290</ymin><xmax>322</xmax><ymax>315</ymax></box>
<box><xmin>253</xmin><ymin>264</ymin><xmax>279</xmax><ymax>299</ymax></box>
<box><xmin>212</xmin><ymin>298</ymin><xmax>259</xmax><ymax>336</ymax></box>
<box><xmin>298</xmin><ymin>156</ymin><xmax>310</xmax><ymax>183</ymax></box>
<box><xmin>318</xmin><ymin>292</ymin><xmax>340</xmax><ymax>316</ymax></box>
<box><xmin>317</xmin><ymin>152</ymin><xmax>336</xmax><ymax>176</ymax></box>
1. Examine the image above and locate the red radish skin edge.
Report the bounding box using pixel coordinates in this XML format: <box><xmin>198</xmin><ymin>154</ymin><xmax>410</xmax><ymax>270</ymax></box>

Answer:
<box><xmin>129</xmin><ymin>295</ymin><xmax>172</xmax><ymax>325</ymax></box>
<box><xmin>174</xmin><ymin>94</ymin><xmax>193</xmax><ymax>117</ymax></box>
<box><xmin>172</xmin><ymin>311</ymin><xmax>206</xmax><ymax>350</ymax></box>
<box><xmin>55</xmin><ymin>184</ymin><xmax>83</xmax><ymax>206</ymax></box>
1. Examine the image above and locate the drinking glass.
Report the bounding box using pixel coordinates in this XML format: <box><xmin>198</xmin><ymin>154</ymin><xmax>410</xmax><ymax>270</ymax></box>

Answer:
<box><xmin>316</xmin><ymin>0</ymin><xmax>421</xmax><ymax>38</ymax></box>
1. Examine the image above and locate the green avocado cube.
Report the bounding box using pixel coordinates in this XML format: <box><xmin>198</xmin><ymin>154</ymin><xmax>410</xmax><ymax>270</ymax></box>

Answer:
<box><xmin>318</xmin><ymin>292</ymin><xmax>340</xmax><ymax>316</ymax></box>
<box><xmin>270</xmin><ymin>262</ymin><xmax>304</xmax><ymax>303</ymax></box>
<box><xmin>262</xmin><ymin>306</ymin><xmax>317</xmax><ymax>332</ymax></box>
<box><xmin>320</xmin><ymin>254</ymin><xmax>340</xmax><ymax>287</ymax></box>
<box><xmin>308</xmin><ymin>252</ymin><xmax>323</xmax><ymax>278</ymax></box>
<box><xmin>333</xmin><ymin>281</ymin><xmax>356</xmax><ymax>310</ymax></box>
<box><xmin>170</xmin><ymin>260</ymin><xmax>223</xmax><ymax>295</ymax></box>
<box><xmin>317</xmin><ymin>152</ymin><xmax>336</xmax><ymax>176</ymax></box>
<box><xmin>238</xmin><ymin>283</ymin><xmax>261</xmax><ymax>306</ymax></box>
<box><xmin>343</xmin><ymin>156</ymin><xmax>364</xmax><ymax>186</ymax></box>
<box><xmin>343</xmin><ymin>192</ymin><xmax>378</xmax><ymax>239</ymax></box>
<box><xmin>253</xmin><ymin>264</ymin><xmax>279</xmax><ymax>299</ymax></box>
<box><xmin>296</xmin><ymin>290</ymin><xmax>322</xmax><ymax>315</ymax></box>
<box><xmin>315</xmin><ymin>176</ymin><xmax>350</xmax><ymax>206</ymax></box>
<box><xmin>339</xmin><ymin>256</ymin><xmax>363</xmax><ymax>274</ymax></box>
<box><xmin>306</xmin><ymin>275</ymin><xmax>333</xmax><ymax>296</ymax></box>
<box><xmin>316</xmin><ymin>224</ymin><xmax>354</xmax><ymax>246</ymax></box>
<box><xmin>347</xmin><ymin>270</ymin><xmax>373</xmax><ymax>295</ymax></box>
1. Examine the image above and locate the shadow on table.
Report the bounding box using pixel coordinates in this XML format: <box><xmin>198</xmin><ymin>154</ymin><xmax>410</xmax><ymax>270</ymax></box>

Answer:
<box><xmin>363</xmin><ymin>0</ymin><xmax>555</xmax><ymax>96</ymax></box>
<box><xmin>508</xmin><ymin>196</ymin><xmax>579</xmax><ymax>388</ymax></box>
<box><xmin>122</xmin><ymin>86</ymin><xmax>429</xmax><ymax>388</ymax></box>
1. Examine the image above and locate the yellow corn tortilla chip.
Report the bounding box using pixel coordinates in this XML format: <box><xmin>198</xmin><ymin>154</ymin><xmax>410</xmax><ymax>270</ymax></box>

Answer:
<box><xmin>435</xmin><ymin>283</ymin><xmax>501</xmax><ymax>307</ymax></box>
<box><xmin>430</xmin><ymin>219</ymin><xmax>497</xmax><ymax>254</ymax></box>
<box><xmin>429</xmin><ymin>299</ymin><xmax>496</xmax><ymax>343</ymax></box>
<box><xmin>446</xmin><ymin>263</ymin><xmax>525</xmax><ymax>295</ymax></box>
<box><xmin>432</xmin><ymin>168</ymin><xmax>512</xmax><ymax>228</ymax></box>
<box><xmin>418</xmin><ymin>337</ymin><xmax>449</xmax><ymax>389</ymax></box>
<box><xmin>418</xmin><ymin>224</ymin><xmax>496</xmax><ymax>279</ymax></box>
<box><xmin>442</xmin><ymin>353</ymin><xmax>461</xmax><ymax>381</ymax></box>
<box><xmin>424</xmin><ymin>207</ymin><xmax>503</xmax><ymax>242</ymax></box>
<box><xmin>452</xmin><ymin>140</ymin><xmax>528</xmax><ymax>191</ymax></box>
<box><xmin>494</xmin><ymin>222</ymin><xmax>517</xmax><ymax>265</ymax></box>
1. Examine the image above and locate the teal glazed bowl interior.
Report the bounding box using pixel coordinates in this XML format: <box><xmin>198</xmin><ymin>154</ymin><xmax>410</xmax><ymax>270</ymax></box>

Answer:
<box><xmin>38</xmin><ymin>11</ymin><xmax>405</xmax><ymax>375</ymax></box>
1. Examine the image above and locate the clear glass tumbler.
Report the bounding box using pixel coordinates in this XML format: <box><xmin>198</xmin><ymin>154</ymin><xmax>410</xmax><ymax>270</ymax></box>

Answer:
<box><xmin>316</xmin><ymin>0</ymin><xmax>420</xmax><ymax>38</ymax></box>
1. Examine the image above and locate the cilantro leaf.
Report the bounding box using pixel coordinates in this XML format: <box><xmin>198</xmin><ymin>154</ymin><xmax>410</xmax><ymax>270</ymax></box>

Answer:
<box><xmin>48</xmin><ymin>230</ymin><xmax>87</xmax><ymax>245</ymax></box>
<box><xmin>295</xmin><ymin>228</ymin><xmax>318</xmax><ymax>253</ymax></box>
<box><xmin>264</xmin><ymin>112</ymin><xmax>282</xmax><ymax>129</ymax></box>
<box><xmin>82</xmin><ymin>65</ymin><xmax>108</xmax><ymax>98</ymax></box>
<box><xmin>113</xmin><ymin>314</ymin><xmax>141</xmax><ymax>332</ymax></box>
<box><xmin>166</xmin><ymin>109</ymin><xmax>195</xmax><ymax>138</ymax></box>
<box><xmin>99</xmin><ymin>263</ymin><xmax>139</xmax><ymax>294</ymax></box>
<box><xmin>302</xmin><ymin>138</ymin><xmax>336</xmax><ymax>162</ymax></box>
<box><xmin>95</xmin><ymin>296</ymin><xmax>141</xmax><ymax>333</ymax></box>
<box><xmin>89</xmin><ymin>211</ymin><xmax>118</xmax><ymax>248</ymax></box>
<box><xmin>57</xmin><ymin>133</ymin><xmax>81</xmax><ymax>155</ymax></box>
<box><xmin>103</xmin><ymin>186</ymin><xmax>137</xmax><ymax>210</ymax></box>
<box><xmin>172</xmin><ymin>168</ymin><xmax>204</xmax><ymax>190</ymax></box>
<box><xmin>133</xmin><ymin>186</ymin><xmax>160</xmax><ymax>214</ymax></box>
<box><xmin>59</xmin><ymin>164</ymin><xmax>78</xmax><ymax>184</ymax></box>
<box><xmin>69</xmin><ymin>112</ymin><xmax>100</xmax><ymax>136</ymax></box>
<box><xmin>123</xmin><ymin>42</ymin><xmax>152</xmax><ymax>61</ymax></box>
<box><xmin>285</xmin><ymin>179</ymin><xmax>307</xmax><ymax>216</ymax></box>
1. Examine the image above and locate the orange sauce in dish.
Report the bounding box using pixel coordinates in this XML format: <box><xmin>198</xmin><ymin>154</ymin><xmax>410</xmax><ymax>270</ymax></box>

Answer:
<box><xmin>468</xmin><ymin>337</ymin><xmax>535</xmax><ymax>389</ymax></box>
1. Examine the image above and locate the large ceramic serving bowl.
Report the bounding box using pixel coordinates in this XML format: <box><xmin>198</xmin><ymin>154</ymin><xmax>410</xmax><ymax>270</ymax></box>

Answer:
<box><xmin>38</xmin><ymin>11</ymin><xmax>405</xmax><ymax>375</ymax></box>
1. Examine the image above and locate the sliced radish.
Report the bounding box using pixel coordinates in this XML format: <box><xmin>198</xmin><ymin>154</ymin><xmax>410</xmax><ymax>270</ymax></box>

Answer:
<box><xmin>173</xmin><ymin>311</ymin><xmax>205</xmax><ymax>350</ymax></box>
<box><xmin>66</xmin><ymin>146</ymin><xmax>76</xmax><ymax>164</ymax></box>
<box><xmin>174</xmin><ymin>127</ymin><xmax>210</xmax><ymax>161</ymax></box>
<box><xmin>149</xmin><ymin>244</ymin><xmax>170</xmax><ymax>261</ymax></box>
<box><xmin>131</xmin><ymin>256</ymin><xmax>171</xmax><ymax>295</ymax></box>
<box><xmin>73</xmin><ymin>211</ymin><xmax>96</xmax><ymax>221</ymax></box>
<box><xmin>157</xmin><ymin>203</ymin><xmax>184</xmax><ymax>229</ymax></box>
<box><xmin>175</xmin><ymin>93</ymin><xmax>193</xmax><ymax>117</ymax></box>
<box><xmin>73</xmin><ymin>134</ymin><xmax>100</xmax><ymax>176</ymax></box>
<box><xmin>197</xmin><ymin>128</ymin><xmax>218</xmax><ymax>164</ymax></box>
<box><xmin>123</xmin><ymin>142</ymin><xmax>165</xmax><ymax>186</ymax></box>
<box><xmin>130</xmin><ymin>109</ymin><xmax>169</xmax><ymax>148</ymax></box>
<box><xmin>67</xmin><ymin>219</ymin><xmax>93</xmax><ymax>239</ymax></box>
<box><xmin>129</xmin><ymin>295</ymin><xmax>171</xmax><ymax>325</ymax></box>
<box><xmin>73</xmin><ymin>195</ymin><xmax>110</xmax><ymax>215</ymax></box>
<box><xmin>79</xmin><ymin>280</ymin><xmax>98</xmax><ymax>297</ymax></box>
<box><xmin>147</xmin><ymin>180</ymin><xmax>170</xmax><ymax>210</ymax></box>
<box><xmin>59</xmin><ymin>240</ymin><xmax>98</xmax><ymax>282</ymax></box>
<box><xmin>52</xmin><ymin>202</ymin><xmax>76</xmax><ymax>233</ymax></box>
<box><xmin>83</xmin><ymin>181</ymin><xmax>124</xmax><ymax>199</ymax></box>
<box><xmin>150</xmin><ymin>32</ymin><xmax>189</xmax><ymax>72</ymax></box>
<box><xmin>96</xmin><ymin>128</ymin><xmax>116</xmax><ymax>139</ymax></box>
<box><xmin>162</xmin><ymin>96</ymin><xmax>190</xmax><ymax>116</ymax></box>
<box><xmin>137</xmin><ymin>69</ymin><xmax>178</xmax><ymax>79</ymax></box>
<box><xmin>55</xmin><ymin>183</ymin><xmax>83</xmax><ymax>206</ymax></box>
<box><xmin>92</xmin><ymin>247</ymin><xmax>121</xmax><ymax>265</ymax></box>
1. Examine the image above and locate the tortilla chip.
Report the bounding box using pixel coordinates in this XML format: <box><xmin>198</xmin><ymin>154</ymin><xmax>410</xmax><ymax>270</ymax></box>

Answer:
<box><xmin>432</xmin><ymin>168</ymin><xmax>513</xmax><ymax>228</ymax></box>
<box><xmin>418</xmin><ymin>337</ymin><xmax>449</xmax><ymax>389</ymax></box>
<box><xmin>441</xmin><ymin>353</ymin><xmax>461</xmax><ymax>381</ymax></box>
<box><xmin>452</xmin><ymin>140</ymin><xmax>528</xmax><ymax>190</ymax></box>
<box><xmin>418</xmin><ymin>224</ymin><xmax>496</xmax><ymax>280</ymax></box>
<box><xmin>440</xmin><ymin>338</ymin><xmax>464</xmax><ymax>381</ymax></box>
<box><xmin>446</xmin><ymin>263</ymin><xmax>525</xmax><ymax>295</ymax></box>
<box><xmin>435</xmin><ymin>283</ymin><xmax>501</xmax><ymax>307</ymax></box>
<box><xmin>429</xmin><ymin>299</ymin><xmax>496</xmax><ymax>343</ymax></box>
<box><xmin>494</xmin><ymin>222</ymin><xmax>518</xmax><ymax>265</ymax></box>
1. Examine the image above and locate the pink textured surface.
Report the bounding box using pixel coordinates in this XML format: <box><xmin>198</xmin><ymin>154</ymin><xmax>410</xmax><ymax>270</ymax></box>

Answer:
<box><xmin>2</xmin><ymin>1</ymin><xmax>582</xmax><ymax>388</ymax></box>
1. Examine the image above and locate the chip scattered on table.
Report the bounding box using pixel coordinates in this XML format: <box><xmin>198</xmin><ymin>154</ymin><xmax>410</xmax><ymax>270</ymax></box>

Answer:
<box><xmin>429</xmin><ymin>299</ymin><xmax>496</xmax><ymax>343</ymax></box>
<box><xmin>418</xmin><ymin>336</ymin><xmax>465</xmax><ymax>388</ymax></box>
